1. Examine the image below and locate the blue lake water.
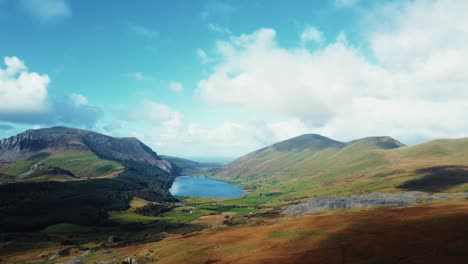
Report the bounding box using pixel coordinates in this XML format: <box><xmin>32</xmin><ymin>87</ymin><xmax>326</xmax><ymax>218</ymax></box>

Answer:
<box><xmin>169</xmin><ymin>176</ymin><xmax>244</xmax><ymax>198</ymax></box>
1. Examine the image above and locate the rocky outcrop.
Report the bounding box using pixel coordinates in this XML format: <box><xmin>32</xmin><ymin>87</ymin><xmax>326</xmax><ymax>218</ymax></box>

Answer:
<box><xmin>0</xmin><ymin>127</ymin><xmax>179</xmax><ymax>175</ymax></box>
<box><xmin>282</xmin><ymin>192</ymin><xmax>468</xmax><ymax>214</ymax></box>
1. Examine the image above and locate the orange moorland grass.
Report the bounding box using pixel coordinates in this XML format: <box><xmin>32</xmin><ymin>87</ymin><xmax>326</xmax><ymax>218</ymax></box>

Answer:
<box><xmin>51</xmin><ymin>200</ymin><xmax>468</xmax><ymax>264</ymax></box>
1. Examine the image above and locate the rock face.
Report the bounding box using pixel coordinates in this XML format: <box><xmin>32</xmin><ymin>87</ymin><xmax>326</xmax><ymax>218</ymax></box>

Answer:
<box><xmin>0</xmin><ymin>126</ymin><xmax>178</xmax><ymax>174</ymax></box>
<box><xmin>282</xmin><ymin>192</ymin><xmax>468</xmax><ymax>214</ymax></box>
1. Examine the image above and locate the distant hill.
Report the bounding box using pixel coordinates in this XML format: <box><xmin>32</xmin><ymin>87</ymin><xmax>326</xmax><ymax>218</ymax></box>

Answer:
<box><xmin>215</xmin><ymin>134</ymin><xmax>468</xmax><ymax>198</ymax></box>
<box><xmin>0</xmin><ymin>126</ymin><xmax>178</xmax><ymax>182</ymax></box>
<box><xmin>271</xmin><ymin>134</ymin><xmax>345</xmax><ymax>152</ymax></box>
<box><xmin>160</xmin><ymin>155</ymin><xmax>222</xmax><ymax>176</ymax></box>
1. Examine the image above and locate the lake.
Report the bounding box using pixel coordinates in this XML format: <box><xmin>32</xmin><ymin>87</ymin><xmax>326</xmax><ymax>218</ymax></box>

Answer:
<box><xmin>169</xmin><ymin>176</ymin><xmax>244</xmax><ymax>198</ymax></box>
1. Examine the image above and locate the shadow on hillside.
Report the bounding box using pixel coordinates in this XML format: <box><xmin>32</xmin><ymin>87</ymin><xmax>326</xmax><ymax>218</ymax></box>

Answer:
<box><xmin>294</xmin><ymin>205</ymin><xmax>468</xmax><ymax>264</ymax></box>
<box><xmin>398</xmin><ymin>166</ymin><xmax>468</xmax><ymax>192</ymax></box>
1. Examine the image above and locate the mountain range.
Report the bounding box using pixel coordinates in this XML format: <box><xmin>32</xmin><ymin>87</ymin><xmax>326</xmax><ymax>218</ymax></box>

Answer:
<box><xmin>1</xmin><ymin>127</ymin><xmax>468</xmax><ymax>263</ymax></box>
<box><xmin>215</xmin><ymin>133</ymin><xmax>468</xmax><ymax>199</ymax></box>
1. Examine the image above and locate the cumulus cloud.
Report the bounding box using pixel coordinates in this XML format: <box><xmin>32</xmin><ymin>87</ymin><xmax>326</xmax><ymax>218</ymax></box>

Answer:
<box><xmin>197</xmin><ymin>0</ymin><xmax>468</xmax><ymax>145</ymax></box>
<box><xmin>121</xmin><ymin>100</ymin><xmax>311</xmax><ymax>156</ymax></box>
<box><xmin>169</xmin><ymin>81</ymin><xmax>184</xmax><ymax>94</ymax></box>
<box><xmin>0</xmin><ymin>56</ymin><xmax>101</xmax><ymax>128</ymax></box>
<box><xmin>0</xmin><ymin>56</ymin><xmax>49</xmax><ymax>113</ymax></box>
<box><xmin>70</xmin><ymin>93</ymin><xmax>88</xmax><ymax>107</ymax></box>
<box><xmin>20</xmin><ymin>0</ymin><xmax>71</xmax><ymax>21</ymax></box>
<box><xmin>300</xmin><ymin>26</ymin><xmax>323</xmax><ymax>44</ymax></box>
<box><xmin>51</xmin><ymin>94</ymin><xmax>102</xmax><ymax>127</ymax></box>
<box><xmin>124</xmin><ymin>100</ymin><xmax>183</xmax><ymax>133</ymax></box>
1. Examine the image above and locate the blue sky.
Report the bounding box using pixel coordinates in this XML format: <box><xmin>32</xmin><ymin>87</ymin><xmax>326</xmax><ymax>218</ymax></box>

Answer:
<box><xmin>1</xmin><ymin>0</ymin><xmax>468</xmax><ymax>158</ymax></box>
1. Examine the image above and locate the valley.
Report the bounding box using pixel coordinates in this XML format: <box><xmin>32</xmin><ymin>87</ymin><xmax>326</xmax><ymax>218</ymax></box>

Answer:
<box><xmin>1</xmin><ymin>128</ymin><xmax>468</xmax><ymax>264</ymax></box>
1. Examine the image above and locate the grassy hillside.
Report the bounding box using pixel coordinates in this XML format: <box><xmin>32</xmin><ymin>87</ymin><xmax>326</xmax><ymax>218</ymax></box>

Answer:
<box><xmin>6</xmin><ymin>201</ymin><xmax>467</xmax><ymax>264</ymax></box>
<box><xmin>1</xmin><ymin>150</ymin><xmax>124</xmax><ymax>182</ymax></box>
<box><xmin>0</xmin><ymin>127</ymin><xmax>179</xmax><ymax>231</ymax></box>
<box><xmin>214</xmin><ymin>136</ymin><xmax>468</xmax><ymax>204</ymax></box>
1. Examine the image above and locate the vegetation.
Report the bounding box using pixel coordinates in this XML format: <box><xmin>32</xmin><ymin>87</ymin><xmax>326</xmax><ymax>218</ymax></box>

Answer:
<box><xmin>2</xmin><ymin>151</ymin><xmax>124</xmax><ymax>181</ymax></box>
<box><xmin>2</xmin><ymin>131</ymin><xmax>468</xmax><ymax>263</ymax></box>
<box><xmin>108</xmin><ymin>211</ymin><xmax>158</xmax><ymax>224</ymax></box>
<box><xmin>43</xmin><ymin>223</ymin><xmax>95</xmax><ymax>233</ymax></box>
<box><xmin>213</xmin><ymin>137</ymin><xmax>468</xmax><ymax>207</ymax></box>
<box><xmin>0</xmin><ymin>160</ymin><xmax>175</xmax><ymax>231</ymax></box>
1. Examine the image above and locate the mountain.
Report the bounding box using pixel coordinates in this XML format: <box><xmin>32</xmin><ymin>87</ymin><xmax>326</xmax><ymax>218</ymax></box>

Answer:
<box><xmin>0</xmin><ymin>127</ymin><xmax>180</xmax><ymax>231</ymax></box>
<box><xmin>214</xmin><ymin>134</ymin><xmax>468</xmax><ymax>198</ymax></box>
<box><xmin>0</xmin><ymin>126</ymin><xmax>178</xmax><ymax>182</ymax></box>
<box><xmin>217</xmin><ymin>134</ymin><xmax>345</xmax><ymax>180</ymax></box>
<box><xmin>270</xmin><ymin>134</ymin><xmax>345</xmax><ymax>152</ymax></box>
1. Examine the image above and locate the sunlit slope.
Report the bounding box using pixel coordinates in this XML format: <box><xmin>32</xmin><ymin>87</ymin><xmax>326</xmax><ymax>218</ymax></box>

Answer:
<box><xmin>0</xmin><ymin>126</ymin><xmax>178</xmax><ymax>182</ymax></box>
<box><xmin>0</xmin><ymin>150</ymin><xmax>124</xmax><ymax>182</ymax></box>
<box><xmin>215</xmin><ymin>135</ymin><xmax>468</xmax><ymax>198</ymax></box>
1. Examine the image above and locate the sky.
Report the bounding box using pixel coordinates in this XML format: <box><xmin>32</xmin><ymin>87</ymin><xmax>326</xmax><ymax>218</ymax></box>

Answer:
<box><xmin>1</xmin><ymin>0</ymin><xmax>468</xmax><ymax>159</ymax></box>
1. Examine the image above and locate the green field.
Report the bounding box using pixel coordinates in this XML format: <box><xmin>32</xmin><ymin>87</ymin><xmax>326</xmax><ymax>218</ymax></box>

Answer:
<box><xmin>108</xmin><ymin>211</ymin><xmax>158</xmax><ymax>224</ymax></box>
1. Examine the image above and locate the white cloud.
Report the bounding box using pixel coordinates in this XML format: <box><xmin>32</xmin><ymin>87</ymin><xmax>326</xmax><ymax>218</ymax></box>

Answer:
<box><xmin>169</xmin><ymin>81</ymin><xmax>184</xmax><ymax>93</ymax></box>
<box><xmin>0</xmin><ymin>56</ymin><xmax>101</xmax><ymax>127</ymax></box>
<box><xmin>70</xmin><ymin>93</ymin><xmax>88</xmax><ymax>107</ymax></box>
<box><xmin>20</xmin><ymin>0</ymin><xmax>71</xmax><ymax>21</ymax></box>
<box><xmin>143</xmin><ymin>100</ymin><xmax>183</xmax><ymax>129</ymax></box>
<box><xmin>207</xmin><ymin>23</ymin><xmax>231</xmax><ymax>34</ymax></box>
<box><xmin>120</xmin><ymin>100</ymin><xmax>313</xmax><ymax>157</ymax></box>
<box><xmin>197</xmin><ymin>0</ymin><xmax>468</xmax><ymax>145</ymax></box>
<box><xmin>0</xmin><ymin>56</ymin><xmax>49</xmax><ymax>112</ymax></box>
<box><xmin>300</xmin><ymin>26</ymin><xmax>323</xmax><ymax>44</ymax></box>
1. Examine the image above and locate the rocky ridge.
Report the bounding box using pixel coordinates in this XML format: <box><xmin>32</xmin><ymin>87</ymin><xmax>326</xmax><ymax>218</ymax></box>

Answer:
<box><xmin>282</xmin><ymin>191</ymin><xmax>468</xmax><ymax>214</ymax></box>
<box><xmin>0</xmin><ymin>127</ymin><xmax>178</xmax><ymax>174</ymax></box>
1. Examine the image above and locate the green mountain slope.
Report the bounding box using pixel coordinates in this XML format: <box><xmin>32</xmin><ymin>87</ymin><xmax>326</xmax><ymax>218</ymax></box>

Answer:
<box><xmin>0</xmin><ymin>127</ymin><xmax>180</xmax><ymax>231</ymax></box>
<box><xmin>0</xmin><ymin>126</ymin><xmax>178</xmax><ymax>182</ymax></box>
<box><xmin>214</xmin><ymin>135</ymin><xmax>468</xmax><ymax>200</ymax></box>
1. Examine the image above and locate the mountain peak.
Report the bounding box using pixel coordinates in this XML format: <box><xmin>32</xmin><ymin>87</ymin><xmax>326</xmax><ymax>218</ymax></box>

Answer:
<box><xmin>0</xmin><ymin>126</ymin><xmax>178</xmax><ymax>174</ymax></box>
<box><xmin>271</xmin><ymin>133</ymin><xmax>344</xmax><ymax>152</ymax></box>
<box><xmin>346</xmin><ymin>136</ymin><xmax>405</xmax><ymax>150</ymax></box>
